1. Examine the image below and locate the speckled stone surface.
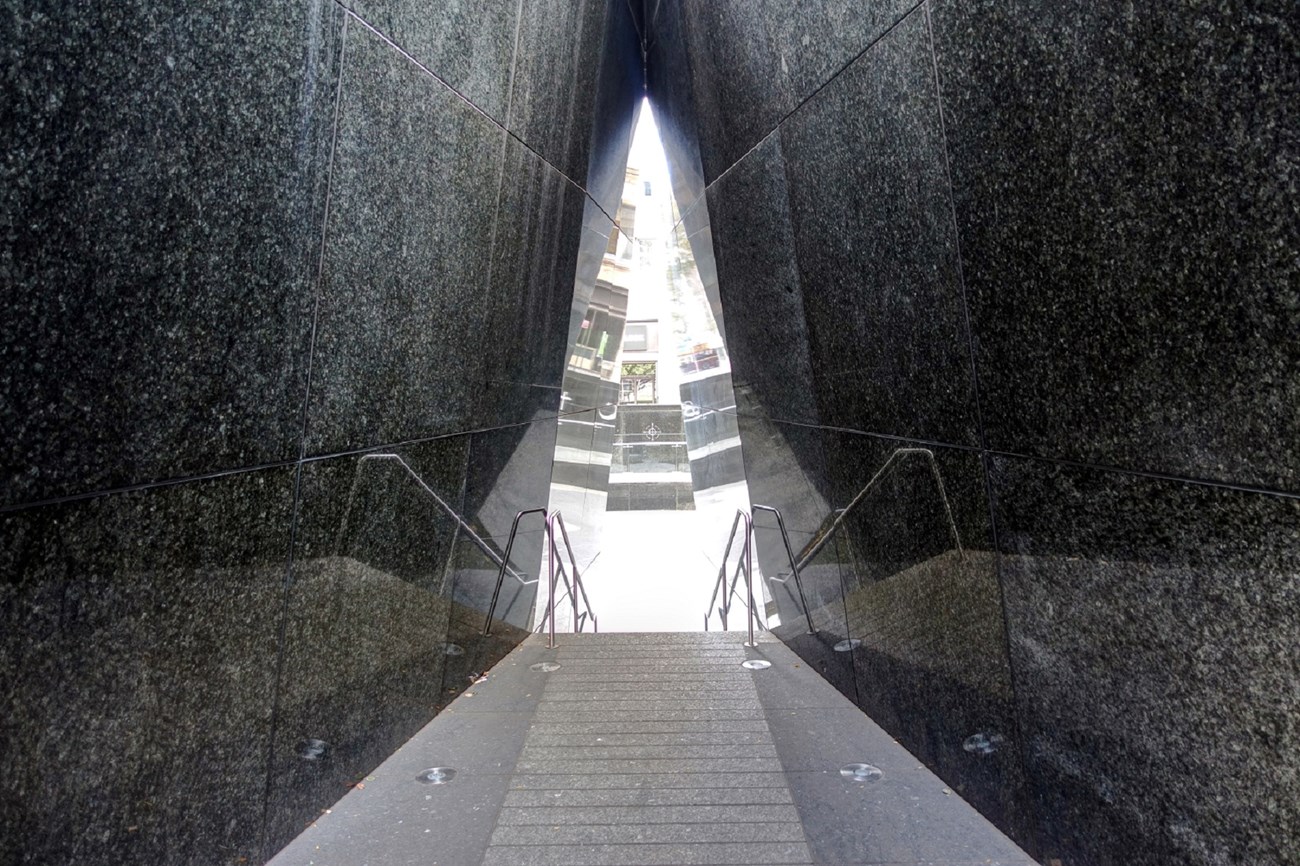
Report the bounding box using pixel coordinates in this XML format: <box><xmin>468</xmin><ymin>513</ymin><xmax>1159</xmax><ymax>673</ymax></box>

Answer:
<box><xmin>708</xmin><ymin>135</ymin><xmax>819</xmax><ymax>426</ymax></box>
<box><xmin>479</xmin><ymin>138</ymin><xmax>586</xmax><ymax>429</ymax></box>
<box><xmin>264</xmin><ymin>439</ymin><xmax>470</xmax><ymax>853</ymax></box>
<box><xmin>992</xmin><ymin>456</ymin><xmax>1300</xmax><ymax>866</ymax></box>
<box><xmin>645</xmin><ymin>0</ymin><xmax>708</xmax><ymax>215</ymax></box>
<box><xmin>508</xmin><ymin>0</ymin><xmax>607</xmax><ymax>183</ymax></box>
<box><xmin>931</xmin><ymin>0</ymin><xmax>1300</xmax><ymax>493</ymax></box>
<box><xmin>339</xmin><ymin>0</ymin><xmax>520</xmax><ymax>121</ymax></box>
<box><xmin>582</xmin><ymin>0</ymin><xmax>642</xmax><ymax>217</ymax></box>
<box><xmin>0</xmin><ymin>469</ymin><xmax>295</xmax><ymax>866</ymax></box>
<box><xmin>683</xmin><ymin>0</ymin><xmax>918</xmax><ymax>183</ymax></box>
<box><xmin>0</xmin><ymin>0</ymin><xmax>344</xmax><ymax>507</ymax></box>
<box><xmin>821</xmin><ymin>430</ymin><xmax>1034</xmax><ymax>852</ymax></box>
<box><xmin>304</xmin><ymin>21</ymin><xmax>504</xmax><ymax>455</ymax></box>
<box><xmin>780</xmin><ymin>9</ymin><xmax>980</xmax><ymax>446</ymax></box>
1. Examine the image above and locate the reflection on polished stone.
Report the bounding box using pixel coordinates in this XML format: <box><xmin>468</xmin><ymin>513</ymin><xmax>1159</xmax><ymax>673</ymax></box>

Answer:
<box><xmin>0</xmin><ymin>1</ymin><xmax>344</xmax><ymax>507</ymax></box>
<box><xmin>304</xmin><ymin>20</ymin><xmax>503</xmax><ymax>454</ymax></box>
<box><xmin>0</xmin><ymin>469</ymin><xmax>295</xmax><ymax>866</ymax></box>
<box><xmin>932</xmin><ymin>0</ymin><xmax>1300</xmax><ymax>493</ymax></box>
<box><xmin>992</xmin><ymin>455</ymin><xmax>1300</xmax><ymax>866</ymax></box>
<box><xmin>266</xmin><ymin>440</ymin><xmax>469</xmax><ymax>850</ymax></box>
<box><xmin>780</xmin><ymin>10</ymin><xmax>978</xmax><ymax>446</ymax></box>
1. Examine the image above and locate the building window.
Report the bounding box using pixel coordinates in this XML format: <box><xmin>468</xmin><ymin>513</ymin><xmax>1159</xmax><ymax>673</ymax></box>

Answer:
<box><xmin>622</xmin><ymin>320</ymin><xmax>658</xmax><ymax>353</ymax></box>
<box><xmin>620</xmin><ymin>361</ymin><xmax>657</xmax><ymax>404</ymax></box>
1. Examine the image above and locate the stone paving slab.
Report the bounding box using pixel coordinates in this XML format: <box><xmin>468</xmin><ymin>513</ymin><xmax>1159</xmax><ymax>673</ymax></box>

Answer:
<box><xmin>496</xmin><ymin>804</ymin><xmax>801</xmax><ymax>825</ymax></box>
<box><xmin>525</xmin><ymin>731</ymin><xmax>775</xmax><ymax>747</ymax></box>
<box><xmin>527</xmin><ymin>712</ymin><xmax>769</xmax><ymax>728</ymax></box>
<box><xmin>491</xmin><ymin>820</ymin><xmax>807</xmax><ymax>845</ymax></box>
<box><xmin>268</xmin><ymin>632</ymin><xmax>1037</xmax><ymax>866</ymax></box>
<box><xmin>480</xmin><ymin>841</ymin><xmax>815</xmax><ymax>865</ymax></box>
<box><xmin>519</xmin><ymin>744</ymin><xmax>779</xmax><ymax>760</ymax></box>
<box><xmin>503</xmin><ymin>787</ymin><xmax>798</xmax><ymax>808</ymax></box>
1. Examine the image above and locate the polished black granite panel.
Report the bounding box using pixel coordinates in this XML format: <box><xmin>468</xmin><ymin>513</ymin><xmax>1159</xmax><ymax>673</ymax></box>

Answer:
<box><xmin>708</xmin><ymin>135</ymin><xmax>819</xmax><ymax>426</ymax></box>
<box><xmin>730</xmin><ymin>409</ymin><xmax>857</xmax><ymax>700</ymax></box>
<box><xmin>456</xmin><ymin>419</ymin><xmax>559</xmax><ymax>627</ymax></box>
<box><xmin>582</xmin><ymin>0</ymin><xmax>643</xmax><ymax>218</ymax></box>
<box><xmin>339</xmin><ymin>0</ymin><xmax>519</xmax><ymax>120</ymax></box>
<box><xmin>644</xmin><ymin>0</ymin><xmax>707</xmax><ymax>215</ymax></box>
<box><xmin>509</xmin><ymin>0</ymin><xmax>607</xmax><ymax>183</ymax></box>
<box><xmin>991</xmin><ymin>455</ymin><xmax>1300</xmax><ymax>866</ymax></box>
<box><xmin>265</xmin><ymin>438</ymin><xmax>470</xmax><ymax>853</ymax></box>
<box><xmin>820</xmin><ymin>429</ymin><xmax>1035</xmax><ymax>854</ymax></box>
<box><xmin>780</xmin><ymin>9</ymin><xmax>979</xmax><ymax>446</ymax></box>
<box><xmin>0</xmin><ymin>469</ymin><xmax>295</xmax><ymax>866</ymax></box>
<box><xmin>305</xmin><ymin>23</ymin><xmax>504</xmax><ymax>454</ymax></box>
<box><xmin>677</xmin><ymin>0</ymin><xmax>775</xmax><ymax>185</ymax></box>
<box><xmin>682</xmin><ymin>0</ymin><xmax>917</xmax><ymax>183</ymax></box>
<box><xmin>479</xmin><ymin>140</ymin><xmax>587</xmax><ymax>428</ymax></box>
<box><xmin>932</xmin><ymin>0</ymin><xmax>1300</xmax><ymax>492</ymax></box>
<box><xmin>0</xmin><ymin>0</ymin><xmax>343</xmax><ymax>507</ymax></box>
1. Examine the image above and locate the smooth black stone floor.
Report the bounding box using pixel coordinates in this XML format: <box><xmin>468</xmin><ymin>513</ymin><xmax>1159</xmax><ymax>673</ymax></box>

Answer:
<box><xmin>267</xmin><ymin>632</ymin><xmax>1034</xmax><ymax>866</ymax></box>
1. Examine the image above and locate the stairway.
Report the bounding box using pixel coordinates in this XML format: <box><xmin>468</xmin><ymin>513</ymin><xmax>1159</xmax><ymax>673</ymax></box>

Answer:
<box><xmin>268</xmin><ymin>632</ymin><xmax>1035</xmax><ymax>866</ymax></box>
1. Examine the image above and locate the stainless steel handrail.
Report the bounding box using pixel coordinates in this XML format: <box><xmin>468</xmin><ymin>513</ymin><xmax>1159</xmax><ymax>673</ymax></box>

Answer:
<box><xmin>545</xmin><ymin>510</ymin><xmax>597</xmax><ymax>648</ymax></box>
<box><xmin>483</xmin><ymin>508</ymin><xmax>547</xmax><ymax>636</ymax></box>
<box><xmin>484</xmin><ymin>508</ymin><xmax>598</xmax><ymax>645</ymax></box>
<box><xmin>704</xmin><ymin>509</ymin><xmax>756</xmax><ymax>646</ymax></box>
<box><xmin>751</xmin><ymin>505</ymin><xmax>814</xmax><ymax>635</ymax></box>
<box><xmin>794</xmin><ymin>447</ymin><xmax>965</xmax><ymax>572</ymax></box>
<box><xmin>352</xmin><ymin>454</ymin><xmax>531</xmax><ymax>587</ymax></box>
<box><xmin>704</xmin><ymin>510</ymin><xmax>744</xmax><ymax>631</ymax></box>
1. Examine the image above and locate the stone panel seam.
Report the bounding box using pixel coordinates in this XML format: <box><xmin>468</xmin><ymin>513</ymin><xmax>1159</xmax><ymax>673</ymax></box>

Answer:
<box><xmin>919</xmin><ymin>1</ymin><xmax>1039</xmax><ymax>854</ymax></box>
<box><xmin>702</xmin><ymin>0</ymin><xmax>928</xmax><ymax>195</ymax></box>
<box><xmin>333</xmin><ymin>1</ymin><xmax>622</xmax><ymax>229</ymax></box>
<box><xmin>754</xmin><ymin>414</ymin><xmax>1300</xmax><ymax>502</ymax></box>
<box><xmin>260</xmin><ymin>9</ymin><xmax>353</xmax><ymax>853</ymax></box>
<box><xmin>0</xmin><ymin>405</ymin><xmax>602</xmax><ymax>517</ymax></box>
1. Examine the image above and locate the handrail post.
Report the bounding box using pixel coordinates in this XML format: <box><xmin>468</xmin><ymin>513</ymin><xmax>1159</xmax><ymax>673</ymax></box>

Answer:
<box><xmin>484</xmin><ymin>507</ymin><xmax>547</xmax><ymax>636</ymax></box>
<box><xmin>752</xmin><ymin>505</ymin><xmax>815</xmax><ymax>635</ymax></box>
<box><xmin>704</xmin><ymin>510</ymin><xmax>744</xmax><ymax>632</ymax></box>
<box><xmin>742</xmin><ymin>510</ymin><xmax>756</xmax><ymax>647</ymax></box>
<box><xmin>546</xmin><ymin>513</ymin><xmax>558</xmax><ymax>649</ymax></box>
<box><xmin>553</xmin><ymin>513</ymin><xmax>597</xmax><ymax>634</ymax></box>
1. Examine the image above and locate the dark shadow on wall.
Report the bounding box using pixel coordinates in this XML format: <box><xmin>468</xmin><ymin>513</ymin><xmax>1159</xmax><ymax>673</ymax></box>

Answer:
<box><xmin>0</xmin><ymin>0</ymin><xmax>643</xmax><ymax>863</ymax></box>
<box><xmin>647</xmin><ymin>0</ymin><xmax>1299</xmax><ymax>864</ymax></box>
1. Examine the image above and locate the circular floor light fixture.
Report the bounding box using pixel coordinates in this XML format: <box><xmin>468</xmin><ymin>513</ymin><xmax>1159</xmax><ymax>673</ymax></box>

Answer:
<box><xmin>416</xmin><ymin>767</ymin><xmax>456</xmax><ymax>785</ymax></box>
<box><xmin>840</xmin><ymin>763</ymin><xmax>883</xmax><ymax>782</ymax></box>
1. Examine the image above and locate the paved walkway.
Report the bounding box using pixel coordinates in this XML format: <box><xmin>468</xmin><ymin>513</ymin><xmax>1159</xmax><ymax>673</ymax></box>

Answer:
<box><xmin>269</xmin><ymin>633</ymin><xmax>1035</xmax><ymax>866</ymax></box>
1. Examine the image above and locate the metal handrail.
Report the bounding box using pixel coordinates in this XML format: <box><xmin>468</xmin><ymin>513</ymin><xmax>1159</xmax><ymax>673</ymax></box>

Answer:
<box><xmin>704</xmin><ymin>510</ymin><xmax>744</xmax><ymax>631</ymax></box>
<box><xmin>483</xmin><ymin>508</ymin><xmax>598</xmax><ymax>645</ymax></box>
<box><xmin>704</xmin><ymin>509</ymin><xmax>756</xmax><ymax>646</ymax></box>
<box><xmin>351</xmin><ymin>454</ymin><xmax>531</xmax><ymax>586</ymax></box>
<box><xmin>545</xmin><ymin>511</ymin><xmax>597</xmax><ymax>648</ymax></box>
<box><xmin>483</xmin><ymin>508</ymin><xmax>547</xmax><ymax>636</ymax></box>
<box><xmin>794</xmin><ymin>447</ymin><xmax>965</xmax><ymax>572</ymax></box>
<box><xmin>751</xmin><ymin>505</ymin><xmax>814</xmax><ymax>635</ymax></box>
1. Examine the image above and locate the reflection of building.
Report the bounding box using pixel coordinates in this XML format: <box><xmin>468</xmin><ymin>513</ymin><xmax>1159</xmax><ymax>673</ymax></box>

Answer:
<box><xmin>551</xmin><ymin>168</ymin><xmax>641</xmax><ymax>500</ymax></box>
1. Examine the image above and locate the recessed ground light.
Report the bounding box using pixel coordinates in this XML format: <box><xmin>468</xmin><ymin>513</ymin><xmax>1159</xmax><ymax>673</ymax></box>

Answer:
<box><xmin>840</xmin><ymin>763</ymin><xmax>883</xmax><ymax>782</ymax></box>
<box><xmin>530</xmin><ymin>662</ymin><xmax>561</xmax><ymax>672</ymax></box>
<box><xmin>741</xmin><ymin>659</ymin><xmax>771</xmax><ymax>670</ymax></box>
<box><xmin>297</xmin><ymin>739</ymin><xmax>330</xmax><ymax>761</ymax></box>
<box><xmin>416</xmin><ymin>767</ymin><xmax>456</xmax><ymax>784</ymax></box>
<box><xmin>443</xmin><ymin>644</ymin><xmax>464</xmax><ymax>656</ymax></box>
<box><xmin>963</xmin><ymin>732</ymin><xmax>1004</xmax><ymax>755</ymax></box>
<box><xmin>833</xmin><ymin>638</ymin><xmax>862</xmax><ymax>652</ymax></box>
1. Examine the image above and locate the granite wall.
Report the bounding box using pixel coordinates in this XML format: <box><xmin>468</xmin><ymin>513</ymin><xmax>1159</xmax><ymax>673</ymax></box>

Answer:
<box><xmin>0</xmin><ymin>0</ymin><xmax>639</xmax><ymax>863</ymax></box>
<box><xmin>647</xmin><ymin>1</ymin><xmax>1299</xmax><ymax>864</ymax></box>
